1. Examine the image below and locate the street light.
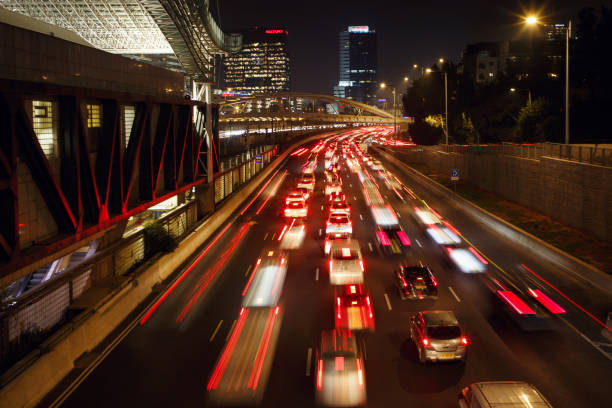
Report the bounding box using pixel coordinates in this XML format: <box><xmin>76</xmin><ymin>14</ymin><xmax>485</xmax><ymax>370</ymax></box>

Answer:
<box><xmin>380</xmin><ymin>82</ymin><xmax>397</xmax><ymax>139</ymax></box>
<box><xmin>425</xmin><ymin>69</ymin><xmax>449</xmax><ymax>145</ymax></box>
<box><xmin>524</xmin><ymin>15</ymin><xmax>571</xmax><ymax>144</ymax></box>
<box><xmin>438</xmin><ymin>58</ymin><xmax>444</xmax><ymax>64</ymax></box>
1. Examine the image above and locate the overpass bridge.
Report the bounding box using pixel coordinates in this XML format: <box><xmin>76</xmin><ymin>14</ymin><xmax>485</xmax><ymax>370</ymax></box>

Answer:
<box><xmin>218</xmin><ymin>92</ymin><xmax>409</xmax><ymax>139</ymax></box>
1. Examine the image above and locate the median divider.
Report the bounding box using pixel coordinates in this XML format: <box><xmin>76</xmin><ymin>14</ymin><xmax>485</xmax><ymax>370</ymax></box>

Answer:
<box><xmin>0</xmin><ymin>132</ymin><xmax>331</xmax><ymax>408</ymax></box>
<box><xmin>372</xmin><ymin>146</ymin><xmax>612</xmax><ymax>296</ymax></box>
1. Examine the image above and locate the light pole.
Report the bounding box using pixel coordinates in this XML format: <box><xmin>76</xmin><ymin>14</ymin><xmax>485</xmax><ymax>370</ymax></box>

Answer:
<box><xmin>525</xmin><ymin>16</ymin><xmax>571</xmax><ymax>144</ymax></box>
<box><xmin>425</xmin><ymin>68</ymin><xmax>449</xmax><ymax>145</ymax></box>
<box><xmin>380</xmin><ymin>82</ymin><xmax>398</xmax><ymax>139</ymax></box>
<box><xmin>510</xmin><ymin>87</ymin><xmax>532</xmax><ymax>106</ymax></box>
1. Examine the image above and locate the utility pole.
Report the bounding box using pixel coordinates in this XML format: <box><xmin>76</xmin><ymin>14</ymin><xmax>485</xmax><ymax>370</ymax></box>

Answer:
<box><xmin>565</xmin><ymin>20</ymin><xmax>571</xmax><ymax>145</ymax></box>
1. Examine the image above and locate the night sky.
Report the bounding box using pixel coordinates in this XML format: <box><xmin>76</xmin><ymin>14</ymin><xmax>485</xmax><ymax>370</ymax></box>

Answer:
<box><xmin>215</xmin><ymin>0</ymin><xmax>605</xmax><ymax>94</ymax></box>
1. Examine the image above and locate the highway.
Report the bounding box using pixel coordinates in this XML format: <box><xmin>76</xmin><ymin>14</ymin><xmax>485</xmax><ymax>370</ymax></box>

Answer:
<box><xmin>40</xmin><ymin>129</ymin><xmax>612</xmax><ymax>407</ymax></box>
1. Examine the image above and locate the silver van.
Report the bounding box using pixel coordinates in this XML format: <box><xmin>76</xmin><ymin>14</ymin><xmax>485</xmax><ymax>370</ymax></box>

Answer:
<box><xmin>458</xmin><ymin>381</ymin><xmax>553</xmax><ymax>407</ymax></box>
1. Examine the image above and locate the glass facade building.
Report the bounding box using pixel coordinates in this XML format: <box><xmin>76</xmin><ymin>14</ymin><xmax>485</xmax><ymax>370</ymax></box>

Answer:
<box><xmin>333</xmin><ymin>26</ymin><xmax>377</xmax><ymax>105</ymax></box>
<box><xmin>223</xmin><ymin>28</ymin><xmax>290</xmax><ymax>94</ymax></box>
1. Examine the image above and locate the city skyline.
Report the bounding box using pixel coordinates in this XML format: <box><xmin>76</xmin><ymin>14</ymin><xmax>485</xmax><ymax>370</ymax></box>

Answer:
<box><xmin>216</xmin><ymin>0</ymin><xmax>604</xmax><ymax>94</ymax></box>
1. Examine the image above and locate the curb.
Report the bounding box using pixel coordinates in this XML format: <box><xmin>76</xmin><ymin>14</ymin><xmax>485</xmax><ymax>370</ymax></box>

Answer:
<box><xmin>373</xmin><ymin>146</ymin><xmax>612</xmax><ymax>296</ymax></box>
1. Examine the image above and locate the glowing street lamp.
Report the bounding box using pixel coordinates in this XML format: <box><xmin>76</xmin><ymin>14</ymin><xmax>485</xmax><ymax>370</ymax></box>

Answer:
<box><xmin>379</xmin><ymin>82</ymin><xmax>397</xmax><ymax>139</ymax></box>
<box><xmin>525</xmin><ymin>16</ymin><xmax>538</xmax><ymax>25</ymax></box>
<box><xmin>425</xmin><ymin>68</ymin><xmax>449</xmax><ymax>145</ymax></box>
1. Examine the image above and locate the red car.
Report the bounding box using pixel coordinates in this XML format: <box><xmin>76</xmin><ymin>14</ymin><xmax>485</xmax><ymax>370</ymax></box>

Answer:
<box><xmin>334</xmin><ymin>284</ymin><xmax>375</xmax><ymax>331</ymax></box>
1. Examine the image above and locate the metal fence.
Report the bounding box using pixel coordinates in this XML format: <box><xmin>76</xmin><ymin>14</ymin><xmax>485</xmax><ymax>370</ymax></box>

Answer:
<box><xmin>0</xmin><ymin>200</ymin><xmax>198</xmax><ymax>368</ymax></box>
<box><xmin>214</xmin><ymin>145</ymin><xmax>278</xmax><ymax>203</ymax></box>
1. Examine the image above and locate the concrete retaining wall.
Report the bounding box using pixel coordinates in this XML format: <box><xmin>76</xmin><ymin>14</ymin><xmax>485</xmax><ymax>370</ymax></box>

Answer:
<box><xmin>374</xmin><ymin>147</ymin><xmax>612</xmax><ymax>296</ymax></box>
<box><xmin>390</xmin><ymin>147</ymin><xmax>612</xmax><ymax>242</ymax></box>
<box><xmin>0</xmin><ymin>133</ymin><xmax>329</xmax><ymax>408</ymax></box>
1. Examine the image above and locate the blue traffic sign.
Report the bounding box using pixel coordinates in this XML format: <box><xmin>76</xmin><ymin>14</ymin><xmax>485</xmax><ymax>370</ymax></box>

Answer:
<box><xmin>255</xmin><ymin>155</ymin><xmax>263</xmax><ymax>163</ymax></box>
<box><xmin>450</xmin><ymin>168</ymin><xmax>459</xmax><ymax>180</ymax></box>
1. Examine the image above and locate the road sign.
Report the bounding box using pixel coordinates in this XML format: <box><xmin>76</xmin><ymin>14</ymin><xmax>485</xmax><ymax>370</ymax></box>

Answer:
<box><xmin>450</xmin><ymin>168</ymin><xmax>459</xmax><ymax>181</ymax></box>
<box><xmin>255</xmin><ymin>155</ymin><xmax>263</xmax><ymax>163</ymax></box>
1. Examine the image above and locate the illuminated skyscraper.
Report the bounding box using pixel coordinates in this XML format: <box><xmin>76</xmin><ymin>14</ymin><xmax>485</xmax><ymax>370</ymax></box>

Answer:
<box><xmin>223</xmin><ymin>28</ymin><xmax>290</xmax><ymax>94</ymax></box>
<box><xmin>333</xmin><ymin>26</ymin><xmax>377</xmax><ymax>105</ymax></box>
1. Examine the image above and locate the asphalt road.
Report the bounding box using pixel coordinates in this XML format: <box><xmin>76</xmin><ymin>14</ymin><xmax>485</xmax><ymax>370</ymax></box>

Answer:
<box><xmin>40</xmin><ymin>131</ymin><xmax>612</xmax><ymax>408</ymax></box>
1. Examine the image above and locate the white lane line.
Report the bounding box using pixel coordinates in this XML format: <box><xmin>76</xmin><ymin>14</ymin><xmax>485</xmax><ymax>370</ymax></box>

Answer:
<box><xmin>318</xmin><ymin>228</ymin><xmax>322</xmax><ymax>237</ymax></box>
<box><xmin>349</xmin><ymin>184</ymin><xmax>353</xmax><ymax>187</ymax></box>
<box><xmin>397</xmin><ymin>212</ymin><xmax>401</xmax><ymax>218</ymax></box>
<box><xmin>321</xmin><ymin>205</ymin><xmax>324</xmax><ymax>211</ymax></box>
<box><xmin>415</xmin><ymin>239</ymin><xmax>422</xmax><ymax>247</ymax></box>
<box><xmin>306</xmin><ymin>348</ymin><xmax>313</xmax><ymax>376</ymax></box>
<box><xmin>368</xmin><ymin>242</ymin><xmax>373</xmax><ymax>252</ymax></box>
<box><xmin>359</xmin><ymin>214</ymin><xmax>363</xmax><ymax>221</ymax></box>
<box><xmin>315</xmin><ymin>268</ymin><xmax>319</xmax><ymax>281</ymax></box>
<box><xmin>384</xmin><ymin>293</ymin><xmax>392</xmax><ymax>310</ymax></box>
<box><xmin>264</xmin><ymin>232</ymin><xmax>269</xmax><ymax>240</ymax></box>
<box><xmin>245</xmin><ymin>264</ymin><xmax>252</xmax><ymax>277</ymax></box>
<box><xmin>271</xmin><ymin>233</ymin><xmax>276</xmax><ymax>240</ymax></box>
<box><xmin>209</xmin><ymin>320</ymin><xmax>223</xmax><ymax>342</ymax></box>
<box><xmin>448</xmin><ymin>286</ymin><xmax>461</xmax><ymax>302</ymax></box>
<box><xmin>353</xmin><ymin>196</ymin><xmax>357</xmax><ymax>200</ymax></box>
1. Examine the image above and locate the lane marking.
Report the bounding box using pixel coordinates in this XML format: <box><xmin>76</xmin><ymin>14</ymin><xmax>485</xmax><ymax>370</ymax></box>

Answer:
<box><xmin>306</xmin><ymin>348</ymin><xmax>313</xmax><ymax>376</ymax></box>
<box><xmin>359</xmin><ymin>214</ymin><xmax>363</xmax><ymax>221</ymax></box>
<box><xmin>368</xmin><ymin>242</ymin><xmax>373</xmax><ymax>252</ymax></box>
<box><xmin>245</xmin><ymin>264</ymin><xmax>252</xmax><ymax>277</ymax></box>
<box><xmin>415</xmin><ymin>239</ymin><xmax>422</xmax><ymax>247</ymax></box>
<box><xmin>448</xmin><ymin>286</ymin><xmax>461</xmax><ymax>302</ymax></box>
<box><xmin>384</xmin><ymin>293</ymin><xmax>392</xmax><ymax>310</ymax></box>
<box><xmin>209</xmin><ymin>320</ymin><xmax>224</xmax><ymax>342</ymax></box>
<box><xmin>319</xmin><ymin>228</ymin><xmax>322</xmax><ymax>237</ymax></box>
<box><xmin>353</xmin><ymin>196</ymin><xmax>357</xmax><ymax>200</ymax></box>
<box><xmin>226</xmin><ymin>319</ymin><xmax>237</xmax><ymax>342</ymax></box>
<box><xmin>263</xmin><ymin>232</ymin><xmax>269</xmax><ymax>240</ymax></box>
<box><xmin>271</xmin><ymin>233</ymin><xmax>276</xmax><ymax>240</ymax></box>
<box><xmin>397</xmin><ymin>212</ymin><xmax>401</xmax><ymax>218</ymax></box>
<box><xmin>349</xmin><ymin>184</ymin><xmax>353</xmax><ymax>187</ymax></box>
<box><xmin>558</xmin><ymin>315</ymin><xmax>612</xmax><ymax>361</ymax></box>
<box><xmin>321</xmin><ymin>205</ymin><xmax>324</xmax><ymax>211</ymax></box>
<box><xmin>315</xmin><ymin>268</ymin><xmax>319</xmax><ymax>281</ymax></box>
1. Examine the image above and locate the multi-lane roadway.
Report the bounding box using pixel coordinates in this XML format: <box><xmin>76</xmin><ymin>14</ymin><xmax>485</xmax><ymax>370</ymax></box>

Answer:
<box><xmin>40</xmin><ymin>129</ymin><xmax>612</xmax><ymax>407</ymax></box>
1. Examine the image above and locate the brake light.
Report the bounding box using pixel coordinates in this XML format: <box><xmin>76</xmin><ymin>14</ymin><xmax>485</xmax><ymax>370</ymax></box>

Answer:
<box><xmin>376</xmin><ymin>230</ymin><xmax>391</xmax><ymax>246</ymax></box>
<box><xmin>335</xmin><ymin>356</ymin><xmax>344</xmax><ymax>371</ymax></box>
<box><xmin>528</xmin><ymin>289</ymin><xmax>566</xmax><ymax>314</ymax></box>
<box><xmin>497</xmin><ymin>290</ymin><xmax>536</xmax><ymax>315</ymax></box>
<box><xmin>431</xmin><ymin>275</ymin><xmax>438</xmax><ymax>286</ymax></box>
<box><xmin>397</xmin><ymin>230</ymin><xmax>411</xmax><ymax>246</ymax></box>
<box><xmin>461</xmin><ymin>336</ymin><xmax>468</xmax><ymax>346</ymax></box>
<box><xmin>422</xmin><ymin>338</ymin><xmax>430</xmax><ymax>347</ymax></box>
<box><xmin>356</xmin><ymin>359</ymin><xmax>364</xmax><ymax>388</ymax></box>
<box><xmin>316</xmin><ymin>359</ymin><xmax>323</xmax><ymax>390</ymax></box>
<box><xmin>416</xmin><ymin>276</ymin><xmax>423</xmax><ymax>281</ymax></box>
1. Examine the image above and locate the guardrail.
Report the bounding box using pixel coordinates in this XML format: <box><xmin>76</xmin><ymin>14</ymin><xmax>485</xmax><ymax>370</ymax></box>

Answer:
<box><xmin>438</xmin><ymin>142</ymin><xmax>612</xmax><ymax>166</ymax></box>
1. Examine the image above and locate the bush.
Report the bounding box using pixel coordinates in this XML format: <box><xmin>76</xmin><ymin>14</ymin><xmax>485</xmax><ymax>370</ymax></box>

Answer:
<box><xmin>143</xmin><ymin>221</ymin><xmax>178</xmax><ymax>258</ymax></box>
<box><xmin>408</xmin><ymin>119</ymin><xmax>444</xmax><ymax>145</ymax></box>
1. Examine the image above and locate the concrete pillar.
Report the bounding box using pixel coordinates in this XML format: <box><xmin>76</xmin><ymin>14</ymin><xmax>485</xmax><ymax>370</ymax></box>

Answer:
<box><xmin>195</xmin><ymin>184</ymin><xmax>215</xmax><ymax>218</ymax></box>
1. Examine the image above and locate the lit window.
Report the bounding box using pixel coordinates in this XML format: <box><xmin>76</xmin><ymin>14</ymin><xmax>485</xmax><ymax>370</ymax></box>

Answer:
<box><xmin>87</xmin><ymin>104</ymin><xmax>101</xmax><ymax>128</ymax></box>
<box><xmin>32</xmin><ymin>100</ymin><xmax>55</xmax><ymax>159</ymax></box>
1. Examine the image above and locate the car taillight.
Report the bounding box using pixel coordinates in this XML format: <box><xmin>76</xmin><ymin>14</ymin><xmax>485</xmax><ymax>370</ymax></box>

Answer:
<box><xmin>461</xmin><ymin>336</ymin><xmax>468</xmax><ymax>346</ymax></box>
<box><xmin>422</xmin><ymin>338</ymin><xmax>430</xmax><ymax>347</ymax></box>
<box><xmin>329</xmin><ymin>260</ymin><xmax>333</xmax><ymax>272</ymax></box>
<box><xmin>317</xmin><ymin>359</ymin><xmax>323</xmax><ymax>390</ymax></box>
<box><xmin>431</xmin><ymin>275</ymin><xmax>438</xmax><ymax>286</ymax></box>
<box><xmin>356</xmin><ymin>359</ymin><xmax>364</xmax><ymax>388</ymax></box>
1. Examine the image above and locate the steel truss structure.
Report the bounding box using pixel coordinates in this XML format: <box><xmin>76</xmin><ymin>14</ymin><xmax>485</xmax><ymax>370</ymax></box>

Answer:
<box><xmin>0</xmin><ymin>0</ymin><xmax>242</xmax><ymax>81</ymax></box>
<box><xmin>0</xmin><ymin>79</ymin><xmax>220</xmax><ymax>281</ymax></box>
<box><xmin>219</xmin><ymin>92</ymin><xmax>404</xmax><ymax>126</ymax></box>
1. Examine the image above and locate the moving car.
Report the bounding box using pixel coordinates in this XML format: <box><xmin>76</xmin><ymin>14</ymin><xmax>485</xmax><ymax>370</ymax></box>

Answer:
<box><xmin>329</xmin><ymin>201</ymin><xmax>351</xmax><ymax>216</ymax></box>
<box><xmin>325</xmin><ymin>182</ymin><xmax>342</xmax><ymax>196</ymax></box>
<box><xmin>326</xmin><ymin>213</ymin><xmax>352</xmax><ymax>235</ymax></box>
<box><xmin>409</xmin><ymin>310</ymin><xmax>468</xmax><ymax>363</ymax></box>
<box><xmin>297</xmin><ymin>173</ymin><xmax>315</xmax><ymax>191</ymax></box>
<box><xmin>285</xmin><ymin>191</ymin><xmax>307</xmax><ymax>206</ymax></box>
<box><xmin>329</xmin><ymin>191</ymin><xmax>347</xmax><ymax>204</ymax></box>
<box><xmin>284</xmin><ymin>200</ymin><xmax>307</xmax><ymax>219</ymax></box>
<box><xmin>335</xmin><ymin>284</ymin><xmax>375</xmax><ymax>331</ymax></box>
<box><xmin>458</xmin><ymin>381</ymin><xmax>554</xmax><ymax>408</ymax></box>
<box><xmin>395</xmin><ymin>265</ymin><xmax>438</xmax><ymax>300</ymax></box>
<box><xmin>296</xmin><ymin>187</ymin><xmax>311</xmax><ymax>200</ymax></box>
<box><xmin>315</xmin><ymin>329</ymin><xmax>366</xmax><ymax>407</ymax></box>
<box><xmin>375</xmin><ymin>225</ymin><xmax>411</xmax><ymax>255</ymax></box>
<box><xmin>242</xmin><ymin>249</ymin><xmax>288</xmax><ymax>308</ymax></box>
<box><xmin>329</xmin><ymin>239</ymin><xmax>364</xmax><ymax>285</ymax></box>
<box><xmin>446</xmin><ymin>247</ymin><xmax>486</xmax><ymax>273</ymax></box>
<box><xmin>324</xmin><ymin>232</ymin><xmax>350</xmax><ymax>255</ymax></box>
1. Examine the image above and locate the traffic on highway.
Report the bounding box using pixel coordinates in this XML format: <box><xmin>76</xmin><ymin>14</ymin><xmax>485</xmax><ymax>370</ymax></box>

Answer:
<box><xmin>49</xmin><ymin>128</ymin><xmax>612</xmax><ymax>408</ymax></box>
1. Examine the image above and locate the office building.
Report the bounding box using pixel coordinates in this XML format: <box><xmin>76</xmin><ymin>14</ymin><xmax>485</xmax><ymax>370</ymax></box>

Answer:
<box><xmin>333</xmin><ymin>26</ymin><xmax>377</xmax><ymax>105</ymax></box>
<box><xmin>223</xmin><ymin>27</ymin><xmax>290</xmax><ymax>94</ymax></box>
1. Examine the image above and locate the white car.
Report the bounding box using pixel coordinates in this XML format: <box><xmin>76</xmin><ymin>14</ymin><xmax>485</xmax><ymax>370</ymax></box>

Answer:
<box><xmin>447</xmin><ymin>248</ymin><xmax>486</xmax><ymax>273</ymax></box>
<box><xmin>324</xmin><ymin>232</ymin><xmax>350</xmax><ymax>255</ymax></box>
<box><xmin>285</xmin><ymin>191</ymin><xmax>307</xmax><ymax>206</ymax></box>
<box><xmin>297</xmin><ymin>174</ymin><xmax>315</xmax><ymax>192</ymax></box>
<box><xmin>326</xmin><ymin>213</ymin><xmax>352</xmax><ymax>235</ymax></box>
<box><xmin>284</xmin><ymin>200</ymin><xmax>307</xmax><ymax>218</ymax></box>
<box><xmin>315</xmin><ymin>329</ymin><xmax>366</xmax><ymax>407</ymax></box>
<box><xmin>329</xmin><ymin>201</ymin><xmax>351</xmax><ymax>217</ymax></box>
<box><xmin>242</xmin><ymin>249</ymin><xmax>288</xmax><ymax>308</ymax></box>
<box><xmin>329</xmin><ymin>239</ymin><xmax>364</xmax><ymax>285</ymax></box>
<box><xmin>325</xmin><ymin>182</ymin><xmax>342</xmax><ymax>196</ymax></box>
